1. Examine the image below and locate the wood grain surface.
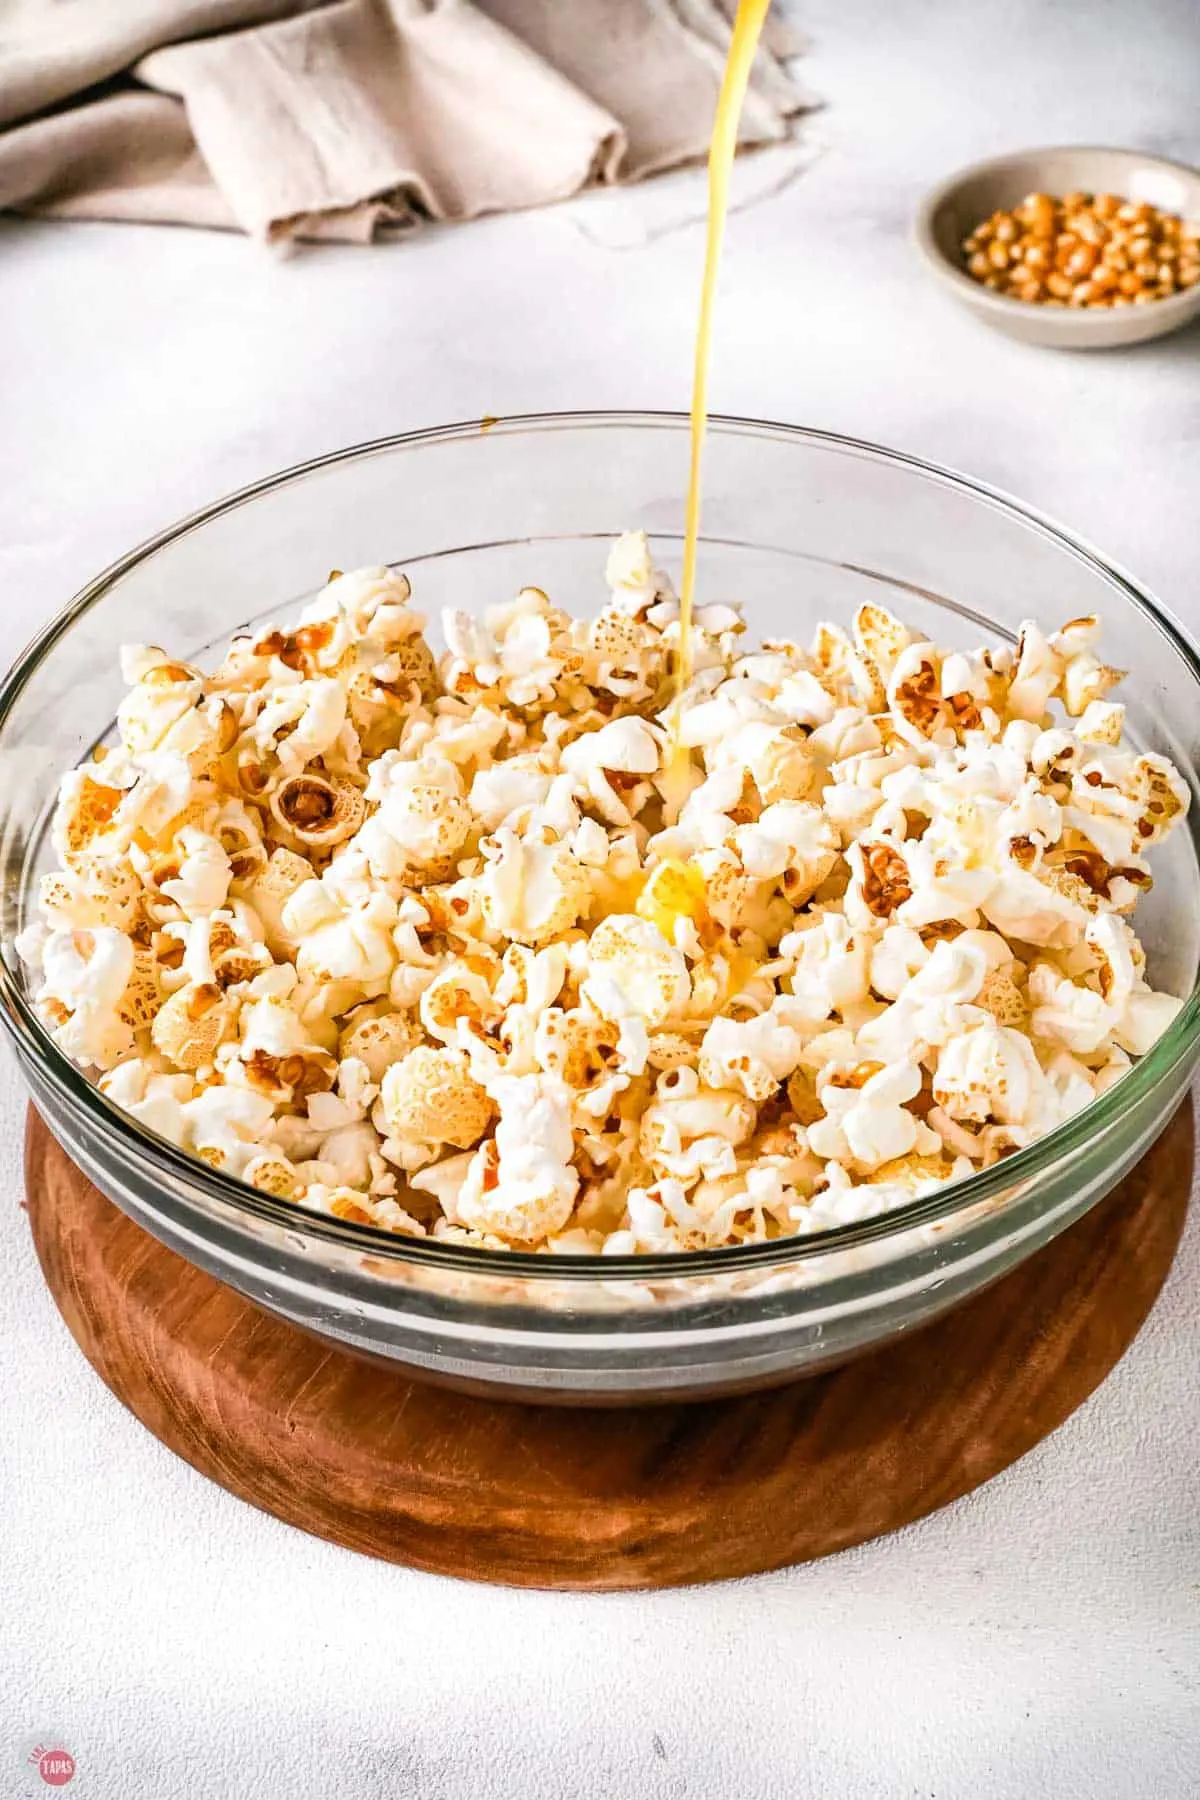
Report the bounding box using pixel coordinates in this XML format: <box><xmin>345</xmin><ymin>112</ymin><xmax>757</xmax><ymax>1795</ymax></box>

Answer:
<box><xmin>24</xmin><ymin>1103</ymin><xmax>1192</xmax><ymax>1591</ymax></box>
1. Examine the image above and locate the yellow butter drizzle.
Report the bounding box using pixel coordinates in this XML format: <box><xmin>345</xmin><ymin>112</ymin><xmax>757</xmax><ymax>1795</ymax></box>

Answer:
<box><xmin>675</xmin><ymin>0</ymin><xmax>774</xmax><ymax>707</ymax></box>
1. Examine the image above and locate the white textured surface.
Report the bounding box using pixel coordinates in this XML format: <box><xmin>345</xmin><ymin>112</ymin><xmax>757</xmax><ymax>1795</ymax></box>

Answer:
<box><xmin>2</xmin><ymin>3</ymin><xmax>1199</xmax><ymax>1795</ymax></box>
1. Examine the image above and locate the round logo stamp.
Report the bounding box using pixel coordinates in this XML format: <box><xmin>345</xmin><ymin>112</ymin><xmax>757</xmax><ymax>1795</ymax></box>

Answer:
<box><xmin>29</xmin><ymin>1747</ymin><xmax>75</xmax><ymax>1787</ymax></box>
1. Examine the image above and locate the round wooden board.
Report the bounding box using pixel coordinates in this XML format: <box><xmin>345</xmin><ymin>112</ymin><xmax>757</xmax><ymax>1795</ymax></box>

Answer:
<box><xmin>25</xmin><ymin>1103</ymin><xmax>1193</xmax><ymax>1591</ymax></box>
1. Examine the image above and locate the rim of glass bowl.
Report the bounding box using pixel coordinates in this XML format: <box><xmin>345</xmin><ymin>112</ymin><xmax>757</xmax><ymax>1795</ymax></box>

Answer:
<box><xmin>2</xmin><ymin>410</ymin><xmax>1199</xmax><ymax>1282</ymax></box>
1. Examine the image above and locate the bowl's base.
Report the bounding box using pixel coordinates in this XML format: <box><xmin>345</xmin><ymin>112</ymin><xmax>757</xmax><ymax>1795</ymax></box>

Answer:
<box><xmin>23</xmin><ymin>1103</ymin><xmax>1192</xmax><ymax>1591</ymax></box>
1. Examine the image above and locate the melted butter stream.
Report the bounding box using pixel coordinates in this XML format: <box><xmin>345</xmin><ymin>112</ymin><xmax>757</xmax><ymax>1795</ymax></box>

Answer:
<box><xmin>576</xmin><ymin>8</ymin><xmax>774</xmax><ymax>984</ymax></box>
<box><xmin>641</xmin><ymin>2</ymin><xmax>775</xmax><ymax>969</ymax></box>
<box><xmin>669</xmin><ymin>0</ymin><xmax>773</xmax><ymax>794</ymax></box>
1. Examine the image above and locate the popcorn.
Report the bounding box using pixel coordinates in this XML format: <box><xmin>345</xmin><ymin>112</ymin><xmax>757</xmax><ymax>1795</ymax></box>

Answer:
<box><xmin>741</xmin><ymin>723</ymin><xmax>819</xmax><ymax>806</ymax></box>
<box><xmin>243</xmin><ymin>1152</ymin><xmax>305</xmax><ymax>1199</ymax></box>
<box><xmin>1111</xmin><ymin>987</ymin><xmax>1183</xmax><ymax>1057</ymax></box>
<box><xmin>455</xmin><ymin>1074</ymin><xmax>579</xmax><ymax>1242</ymax></box>
<box><xmin>51</xmin><ymin>769</ymin><xmax>126</xmax><ymax>863</ymax></box>
<box><xmin>419</xmin><ymin>964</ymin><xmax>500</xmax><ymax>1045</ymax></box>
<box><xmin>39</xmin><ymin>856</ymin><xmax>141</xmax><ymax>933</ymax></box>
<box><xmin>298</xmin><ymin>565</ymin><xmax>422</xmax><ymax>647</ymax></box>
<box><xmin>159</xmin><ymin>828</ymin><xmax>233</xmax><ymax>917</ymax></box>
<box><xmin>181</xmin><ymin>1085</ymin><xmax>278</xmax><ymax>1176</ymax></box>
<box><xmin>1027</xmin><ymin>961</ymin><xmax>1114</xmax><ymax>1055</ymax></box>
<box><xmin>1079</xmin><ymin>694</ymin><xmax>1129</xmax><ymax>745</ymax></box>
<box><xmin>640</xmin><ymin>1069</ymin><xmax>758</xmax><ymax>1184</ymax></box>
<box><xmin>646</xmin><ymin>1030</ymin><xmax>699</xmax><ymax>1071</ymax></box>
<box><xmin>243</xmin><ymin>847</ymin><xmax>315</xmax><ymax>955</ymax></box>
<box><xmin>116</xmin><ymin>948</ymin><xmax>165</xmax><ymax>1032</ymax></box>
<box><xmin>269</xmin><ymin>772</ymin><xmax>366</xmax><ymax>850</ymax></box>
<box><xmin>1130</xmin><ymin>753</ymin><xmax>1188</xmax><ymax>845</ymax></box>
<box><xmin>379</xmin><ymin>1046</ymin><xmax>494</xmax><ymax>1150</ymax></box>
<box><xmin>478</xmin><ymin>829</ymin><xmax>591</xmax><ymax>946</ymax></box>
<box><xmin>33</xmin><ymin>925</ymin><xmax>138</xmax><ymax>1069</ymax></box>
<box><xmin>285</xmin><ymin>882</ymin><xmax>397</xmax><ymax>996</ymax></box>
<box><xmin>100</xmin><ymin>1059</ymin><xmax>193</xmax><ymax>1145</ymax></box>
<box><xmin>604</xmin><ymin>529</ymin><xmax>665</xmax><ymax>616</ymax></box>
<box><xmin>847</xmin><ymin>839</ymin><xmax>914</xmax><ymax>920</ymax></box>
<box><xmin>731</xmin><ymin>801</ymin><xmax>839</xmax><ymax>898</ymax></box>
<box><xmin>116</xmin><ymin>655</ymin><xmax>204</xmax><ymax>754</ymax></box>
<box><xmin>887</xmin><ymin>643</ymin><xmax>956</xmax><ymax>744</ymax></box>
<box><xmin>775</xmin><ymin>667</ymin><xmax>839</xmax><ymax>730</ymax></box>
<box><xmin>1006</xmin><ymin>622</ymin><xmax>1063</xmax><ymax>722</ymax></box>
<box><xmin>468</xmin><ymin>759</ymin><xmax>553</xmax><ymax>831</ymax></box>
<box><xmin>254</xmin><ymin>677</ymin><xmax>347</xmax><ymax>771</ymax></box>
<box><xmin>813</xmin><ymin>620</ymin><xmax>885</xmax><ymax>712</ymax></box>
<box><xmin>1027</xmin><ymin>913</ymin><xmax>1183</xmax><ymax>1059</ymax></box>
<box><xmin>853</xmin><ymin>602</ymin><xmax>913</xmax><ymax>683</ymax></box>
<box><xmin>222</xmin><ymin>991</ymin><xmax>338</xmax><ymax>1101</ymax></box>
<box><xmin>20</xmin><ymin>550</ymin><xmax>1189</xmax><ymax>1255</ymax></box>
<box><xmin>151</xmin><ymin>980</ymin><xmax>238</xmax><ymax>1072</ymax></box>
<box><xmin>584</xmin><ymin>914</ymin><xmax>690</xmax><ymax>1028</ymax></box>
<box><xmin>698</xmin><ymin>1001</ymin><xmax>806</xmax><ymax>1103</ymax></box>
<box><xmin>868</xmin><ymin>924</ymin><xmax>929</xmax><ymax>1001</ymax></box>
<box><xmin>305</xmin><ymin>1185</ymin><xmax>427</xmax><ymax>1233</ymax></box>
<box><xmin>561</xmin><ymin>715</ymin><xmax>660</xmax><ymax>826</ymax></box>
<box><xmin>299</xmin><ymin>1111</ymin><xmax>380</xmax><ymax>1189</ymax></box>
<box><xmin>783</xmin><ymin>912</ymin><xmax>872</xmax><ymax>1024</ymax></box>
<box><xmin>808</xmin><ymin>1059</ymin><xmax>938</xmax><ymax>1171</ymax></box>
<box><xmin>979</xmin><ymin>867</ymin><xmax>1090</xmax><ymax>948</ymax></box>
<box><xmin>1061</xmin><ymin>650</ymin><xmax>1123</xmax><ymax>718</ymax></box>
<box><xmin>114</xmin><ymin>750</ymin><xmax>197</xmax><ymax>843</ymax></box>
<box><xmin>635</xmin><ymin>858</ymin><xmax>710</xmax><ymax>942</ymax></box>
<box><xmin>975</xmin><ymin>964</ymin><xmax>1028</xmax><ymax>1029</ymax></box>
<box><xmin>855</xmin><ymin>938</ymin><xmax>991</xmax><ymax>1068</ymax></box>
<box><xmin>932</xmin><ymin>1020</ymin><xmax>1049</xmax><ymax>1129</ymax></box>
<box><xmin>358</xmin><ymin>751</ymin><xmax>470</xmax><ymax>880</ymax></box>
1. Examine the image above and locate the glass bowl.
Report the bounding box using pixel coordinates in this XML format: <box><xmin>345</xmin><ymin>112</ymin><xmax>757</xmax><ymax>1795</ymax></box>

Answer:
<box><xmin>3</xmin><ymin>413</ymin><xmax>1198</xmax><ymax>1403</ymax></box>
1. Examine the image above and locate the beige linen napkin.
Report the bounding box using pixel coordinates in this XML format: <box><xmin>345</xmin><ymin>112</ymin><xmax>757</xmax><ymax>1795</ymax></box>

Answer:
<box><xmin>0</xmin><ymin>0</ymin><xmax>811</xmax><ymax>243</ymax></box>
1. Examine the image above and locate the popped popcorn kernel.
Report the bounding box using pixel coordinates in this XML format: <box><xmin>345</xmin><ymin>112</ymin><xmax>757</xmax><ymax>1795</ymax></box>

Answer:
<box><xmin>478</xmin><ymin>830</ymin><xmax>591</xmax><ymax>946</ymax></box>
<box><xmin>151</xmin><ymin>980</ymin><xmax>238</xmax><ymax>1072</ymax></box>
<box><xmin>270</xmin><ymin>772</ymin><xmax>366</xmax><ymax>850</ymax></box>
<box><xmin>39</xmin><ymin>855</ymin><xmax>142</xmax><ymax>933</ymax></box>
<box><xmin>455</xmin><ymin>1074</ymin><xmax>579</xmax><ymax>1243</ymax></box>
<box><xmin>52</xmin><ymin>771</ymin><xmax>126</xmax><ymax>863</ymax></box>
<box><xmin>698</xmin><ymin>1003</ymin><xmax>805</xmax><ymax>1103</ymax></box>
<box><xmin>244</xmin><ymin>1152</ymin><xmax>304</xmax><ymax>1199</ymax></box>
<box><xmin>244</xmin><ymin>847</ymin><xmax>315</xmax><ymax>955</ymax></box>
<box><xmin>585</xmin><ymin>913</ymin><xmax>691</xmax><ymax>1028</ymax></box>
<box><xmin>20</xmin><ymin>543</ymin><xmax>1189</xmax><ymax>1253</ymax></box>
<box><xmin>380</xmin><ymin>1046</ymin><xmax>494</xmax><ymax>1150</ymax></box>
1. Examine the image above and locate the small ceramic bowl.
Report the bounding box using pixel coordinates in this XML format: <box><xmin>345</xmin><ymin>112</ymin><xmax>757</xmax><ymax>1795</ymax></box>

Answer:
<box><xmin>914</xmin><ymin>145</ymin><xmax>1200</xmax><ymax>349</ymax></box>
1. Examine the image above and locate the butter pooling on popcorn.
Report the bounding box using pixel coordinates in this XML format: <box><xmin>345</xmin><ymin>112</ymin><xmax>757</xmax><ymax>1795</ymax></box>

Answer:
<box><xmin>17</xmin><ymin>543</ymin><xmax>1190</xmax><ymax>1253</ymax></box>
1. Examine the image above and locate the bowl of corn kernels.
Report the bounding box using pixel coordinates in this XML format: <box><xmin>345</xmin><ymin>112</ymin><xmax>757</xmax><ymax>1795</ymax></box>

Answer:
<box><xmin>914</xmin><ymin>145</ymin><xmax>1200</xmax><ymax>348</ymax></box>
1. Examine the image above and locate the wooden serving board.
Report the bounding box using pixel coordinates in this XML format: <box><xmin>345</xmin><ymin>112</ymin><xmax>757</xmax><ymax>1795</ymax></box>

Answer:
<box><xmin>25</xmin><ymin>1103</ymin><xmax>1192</xmax><ymax>1591</ymax></box>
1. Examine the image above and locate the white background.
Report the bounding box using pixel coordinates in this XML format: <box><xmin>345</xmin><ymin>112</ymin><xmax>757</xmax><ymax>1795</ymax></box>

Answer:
<box><xmin>1</xmin><ymin>3</ymin><xmax>1198</xmax><ymax>1795</ymax></box>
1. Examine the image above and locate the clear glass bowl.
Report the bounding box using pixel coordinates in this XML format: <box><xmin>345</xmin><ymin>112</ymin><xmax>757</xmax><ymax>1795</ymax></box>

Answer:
<box><xmin>3</xmin><ymin>413</ymin><xmax>1198</xmax><ymax>1402</ymax></box>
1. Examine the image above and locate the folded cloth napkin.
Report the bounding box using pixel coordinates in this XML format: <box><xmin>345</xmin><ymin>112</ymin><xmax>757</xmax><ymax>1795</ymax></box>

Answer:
<box><xmin>0</xmin><ymin>0</ymin><xmax>812</xmax><ymax>243</ymax></box>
